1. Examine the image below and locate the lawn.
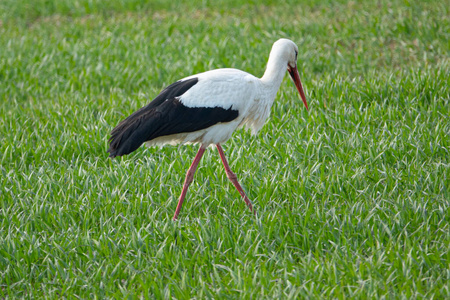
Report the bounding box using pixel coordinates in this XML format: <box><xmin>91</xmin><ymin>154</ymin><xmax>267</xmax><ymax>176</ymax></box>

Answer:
<box><xmin>1</xmin><ymin>0</ymin><xmax>449</xmax><ymax>298</ymax></box>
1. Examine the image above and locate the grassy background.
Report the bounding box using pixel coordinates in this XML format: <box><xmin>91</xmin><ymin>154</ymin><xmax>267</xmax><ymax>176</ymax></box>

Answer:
<box><xmin>1</xmin><ymin>0</ymin><xmax>449</xmax><ymax>298</ymax></box>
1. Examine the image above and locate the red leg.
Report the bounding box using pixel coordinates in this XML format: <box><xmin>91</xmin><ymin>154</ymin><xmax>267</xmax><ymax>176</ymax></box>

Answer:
<box><xmin>173</xmin><ymin>145</ymin><xmax>206</xmax><ymax>220</ymax></box>
<box><xmin>216</xmin><ymin>144</ymin><xmax>254</xmax><ymax>214</ymax></box>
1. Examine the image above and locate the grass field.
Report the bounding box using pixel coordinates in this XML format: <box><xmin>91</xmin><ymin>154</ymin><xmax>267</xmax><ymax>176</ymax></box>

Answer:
<box><xmin>1</xmin><ymin>0</ymin><xmax>449</xmax><ymax>298</ymax></box>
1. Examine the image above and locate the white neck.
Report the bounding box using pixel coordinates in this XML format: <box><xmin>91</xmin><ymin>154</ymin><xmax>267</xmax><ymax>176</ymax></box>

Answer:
<box><xmin>259</xmin><ymin>51</ymin><xmax>288</xmax><ymax>102</ymax></box>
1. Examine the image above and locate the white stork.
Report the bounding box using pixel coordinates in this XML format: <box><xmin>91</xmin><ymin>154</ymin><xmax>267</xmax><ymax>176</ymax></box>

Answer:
<box><xmin>108</xmin><ymin>38</ymin><xmax>308</xmax><ymax>220</ymax></box>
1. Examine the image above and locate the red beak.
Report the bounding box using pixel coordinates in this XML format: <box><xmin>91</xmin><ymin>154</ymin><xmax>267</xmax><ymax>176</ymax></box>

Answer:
<box><xmin>288</xmin><ymin>65</ymin><xmax>308</xmax><ymax>110</ymax></box>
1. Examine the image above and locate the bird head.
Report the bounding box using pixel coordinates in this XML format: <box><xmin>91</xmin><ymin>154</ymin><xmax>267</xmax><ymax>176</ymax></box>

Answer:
<box><xmin>273</xmin><ymin>39</ymin><xmax>309</xmax><ymax>110</ymax></box>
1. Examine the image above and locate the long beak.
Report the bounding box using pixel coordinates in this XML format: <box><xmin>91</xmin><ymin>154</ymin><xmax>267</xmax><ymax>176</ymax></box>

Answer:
<box><xmin>288</xmin><ymin>65</ymin><xmax>308</xmax><ymax>110</ymax></box>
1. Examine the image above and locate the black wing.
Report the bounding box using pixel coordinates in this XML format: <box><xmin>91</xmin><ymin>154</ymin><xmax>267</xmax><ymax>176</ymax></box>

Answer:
<box><xmin>107</xmin><ymin>78</ymin><xmax>239</xmax><ymax>158</ymax></box>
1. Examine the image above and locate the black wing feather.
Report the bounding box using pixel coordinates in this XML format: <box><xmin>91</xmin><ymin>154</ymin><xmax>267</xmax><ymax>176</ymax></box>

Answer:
<box><xmin>107</xmin><ymin>78</ymin><xmax>239</xmax><ymax>158</ymax></box>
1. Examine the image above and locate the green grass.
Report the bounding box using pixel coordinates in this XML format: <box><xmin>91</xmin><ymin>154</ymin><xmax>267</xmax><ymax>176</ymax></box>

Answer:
<box><xmin>1</xmin><ymin>0</ymin><xmax>449</xmax><ymax>298</ymax></box>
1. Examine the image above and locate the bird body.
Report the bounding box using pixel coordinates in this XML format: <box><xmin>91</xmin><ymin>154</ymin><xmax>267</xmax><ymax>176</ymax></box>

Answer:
<box><xmin>146</xmin><ymin>68</ymin><xmax>258</xmax><ymax>147</ymax></box>
<box><xmin>108</xmin><ymin>38</ymin><xmax>309</xmax><ymax>220</ymax></box>
<box><xmin>143</xmin><ymin>67</ymin><xmax>279</xmax><ymax>147</ymax></box>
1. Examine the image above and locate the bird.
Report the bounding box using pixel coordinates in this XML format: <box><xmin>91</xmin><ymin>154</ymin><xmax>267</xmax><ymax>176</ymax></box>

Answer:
<box><xmin>108</xmin><ymin>38</ymin><xmax>309</xmax><ymax>220</ymax></box>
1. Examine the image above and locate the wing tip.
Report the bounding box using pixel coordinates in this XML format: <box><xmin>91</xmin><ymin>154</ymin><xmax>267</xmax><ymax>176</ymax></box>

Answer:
<box><xmin>107</xmin><ymin>148</ymin><xmax>117</xmax><ymax>159</ymax></box>
<box><xmin>106</xmin><ymin>77</ymin><xmax>201</xmax><ymax>158</ymax></box>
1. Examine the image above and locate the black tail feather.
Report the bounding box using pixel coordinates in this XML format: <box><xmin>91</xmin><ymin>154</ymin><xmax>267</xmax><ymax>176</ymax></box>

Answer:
<box><xmin>107</xmin><ymin>109</ymin><xmax>162</xmax><ymax>158</ymax></box>
<box><xmin>107</xmin><ymin>78</ymin><xmax>200</xmax><ymax>158</ymax></box>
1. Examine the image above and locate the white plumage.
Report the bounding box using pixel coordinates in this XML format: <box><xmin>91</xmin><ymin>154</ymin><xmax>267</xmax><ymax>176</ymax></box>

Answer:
<box><xmin>146</xmin><ymin>69</ymin><xmax>256</xmax><ymax>146</ymax></box>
